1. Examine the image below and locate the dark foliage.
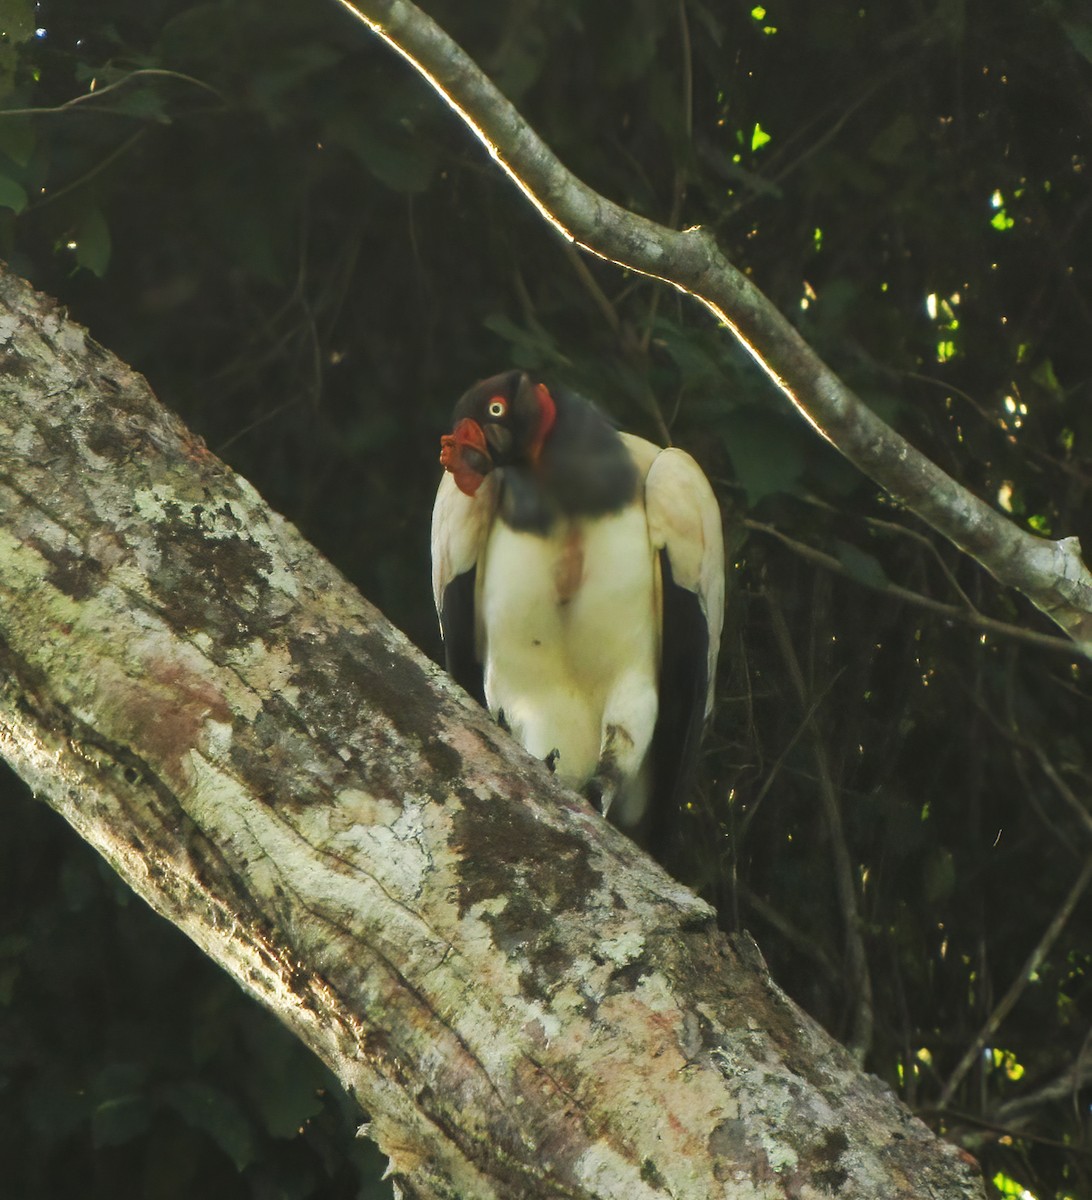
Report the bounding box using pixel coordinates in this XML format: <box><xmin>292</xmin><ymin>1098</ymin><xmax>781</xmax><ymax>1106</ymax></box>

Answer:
<box><xmin>1</xmin><ymin>1</ymin><xmax>1090</xmax><ymax>1196</ymax></box>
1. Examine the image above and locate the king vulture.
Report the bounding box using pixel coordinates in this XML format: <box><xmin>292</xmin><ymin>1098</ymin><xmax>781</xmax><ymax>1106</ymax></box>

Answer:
<box><xmin>431</xmin><ymin>370</ymin><xmax>724</xmax><ymax>846</ymax></box>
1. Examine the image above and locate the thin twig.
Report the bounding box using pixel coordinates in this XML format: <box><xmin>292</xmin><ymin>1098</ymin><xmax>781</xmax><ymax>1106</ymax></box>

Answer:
<box><xmin>954</xmin><ymin>670</ymin><xmax>1092</xmax><ymax>850</ymax></box>
<box><xmin>990</xmin><ymin>1030</ymin><xmax>1092</xmax><ymax>1131</ymax></box>
<box><xmin>766</xmin><ymin>594</ymin><xmax>874</xmax><ymax>1061</ymax></box>
<box><xmin>560</xmin><ymin>242</ymin><xmax>620</xmax><ymax>335</ymax></box>
<box><xmin>734</xmin><ymin>881</ymin><xmax>841</xmax><ymax>986</ymax></box>
<box><xmin>330</xmin><ymin>0</ymin><xmax>1092</xmax><ymax>653</ymax></box>
<box><xmin>929</xmin><ymin>1105</ymin><xmax>1092</xmax><ymax>1155</ymax></box>
<box><xmin>0</xmin><ymin>67</ymin><xmax>224</xmax><ymax>118</ymax></box>
<box><xmin>29</xmin><ymin>129</ymin><xmax>147</xmax><ymax>211</ymax></box>
<box><xmin>735</xmin><ymin>663</ymin><xmax>845</xmax><ymax>844</ymax></box>
<box><xmin>746</xmin><ymin>519</ymin><xmax>1076</xmax><ymax>655</ymax></box>
<box><xmin>937</xmin><ymin>854</ymin><xmax>1092</xmax><ymax>1109</ymax></box>
<box><xmin>721</xmin><ymin>64</ymin><xmax>913</xmax><ymax>223</ymax></box>
<box><xmin>1030</xmin><ymin>747</ymin><xmax>1092</xmax><ymax>844</ymax></box>
<box><xmin>638</xmin><ymin>0</ymin><xmax>692</xmax><ymax>360</ymax></box>
<box><xmin>857</xmin><ymin>512</ymin><xmax>977</xmax><ymax>611</ymax></box>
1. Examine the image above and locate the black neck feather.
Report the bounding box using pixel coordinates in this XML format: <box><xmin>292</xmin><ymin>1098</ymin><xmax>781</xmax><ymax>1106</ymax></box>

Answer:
<box><xmin>499</xmin><ymin>388</ymin><xmax>637</xmax><ymax>534</ymax></box>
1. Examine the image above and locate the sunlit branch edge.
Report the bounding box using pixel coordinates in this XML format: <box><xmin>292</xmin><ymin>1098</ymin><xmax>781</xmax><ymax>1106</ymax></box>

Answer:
<box><xmin>330</xmin><ymin>0</ymin><xmax>1092</xmax><ymax>655</ymax></box>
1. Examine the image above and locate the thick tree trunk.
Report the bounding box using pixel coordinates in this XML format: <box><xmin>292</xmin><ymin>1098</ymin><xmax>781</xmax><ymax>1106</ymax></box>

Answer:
<box><xmin>0</xmin><ymin>266</ymin><xmax>982</xmax><ymax>1198</ymax></box>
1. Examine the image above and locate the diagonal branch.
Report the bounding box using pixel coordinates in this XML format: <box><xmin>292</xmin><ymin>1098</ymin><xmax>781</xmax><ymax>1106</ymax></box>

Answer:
<box><xmin>331</xmin><ymin>0</ymin><xmax>1092</xmax><ymax>654</ymax></box>
<box><xmin>0</xmin><ymin>266</ymin><xmax>986</xmax><ymax>1198</ymax></box>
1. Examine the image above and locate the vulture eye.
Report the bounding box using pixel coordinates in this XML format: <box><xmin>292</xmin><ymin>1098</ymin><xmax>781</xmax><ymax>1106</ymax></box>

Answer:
<box><xmin>487</xmin><ymin>397</ymin><xmax>507</xmax><ymax>418</ymax></box>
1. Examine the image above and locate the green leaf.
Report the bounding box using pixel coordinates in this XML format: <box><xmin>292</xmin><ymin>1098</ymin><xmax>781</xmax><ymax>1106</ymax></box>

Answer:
<box><xmin>0</xmin><ymin>112</ymin><xmax>34</xmax><ymax>165</ymax></box>
<box><xmin>326</xmin><ymin>114</ymin><xmax>435</xmax><ymax>194</ymax></box>
<box><xmin>110</xmin><ymin>84</ymin><xmax>171</xmax><ymax>123</ymax></box>
<box><xmin>923</xmin><ymin>847</ymin><xmax>956</xmax><ymax>904</ymax></box>
<box><xmin>1063</xmin><ymin>21</ymin><xmax>1092</xmax><ymax>65</ymax></box>
<box><xmin>1031</xmin><ymin>358</ymin><xmax>1061</xmax><ymax>391</ymax></box>
<box><xmin>164</xmin><ymin>1080</ymin><xmax>256</xmax><ymax>1171</ymax></box>
<box><xmin>603</xmin><ymin>0</ymin><xmax>667</xmax><ymax>83</ymax></box>
<box><xmin>721</xmin><ymin>408</ymin><xmax>807</xmax><ymax>503</ymax></box>
<box><xmin>750</xmin><ymin>121</ymin><xmax>771</xmax><ymax>152</ymax></box>
<box><xmin>0</xmin><ymin>958</ymin><xmax>21</xmax><ymax>1004</ymax></box>
<box><xmin>244</xmin><ymin>1043</ymin><xmax>328</xmax><ymax>1139</ymax></box>
<box><xmin>92</xmin><ymin>1093</ymin><xmax>152</xmax><ymax>1147</ymax></box>
<box><xmin>0</xmin><ymin>0</ymin><xmax>35</xmax><ymax>42</ymax></box>
<box><xmin>688</xmin><ymin>1</ymin><xmax>725</xmax><ymax>47</ymax></box>
<box><xmin>0</xmin><ymin>0</ymin><xmax>35</xmax><ymax>101</ymax></box>
<box><xmin>831</xmin><ymin>541</ymin><xmax>889</xmax><ymax>590</ymax></box>
<box><xmin>652</xmin><ymin>319</ymin><xmax>726</xmax><ymax>385</ymax></box>
<box><xmin>868</xmin><ymin>113</ymin><xmax>917</xmax><ymax>166</ymax></box>
<box><xmin>0</xmin><ymin>171</ymin><xmax>26</xmax><ymax>213</ymax></box>
<box><xmin>482</xmin><ymin>312</ymin><xmax>565</xmax><ymax>372</ymax></box>
<box><xmin>249</xmin><ymin>44</ymin><xmax>344</xmax><ymax>117</ymax></box>
<box><xmin>90</xmin><ymin>1060</ymin><xmax>150</xmax><ymax>1145</ymax></box>
<box><xmin>992</xmin><ymin>1170</ymin><xmax>1033</xmax><ymax>1197</ymax></box>
<box><xmin>74</xmin><ymin>209</ymin><xmax>112</xmax><ymax>277</ymax></box>
<box><xmin>59</xmin><ymin>853</ymin><xmax>99</xmax><ymax>911</ymax></box>
<box><xmin>25</xmin><ymin>1071</ymin><xmax>91</xmax><ymax>1142</ymax></box>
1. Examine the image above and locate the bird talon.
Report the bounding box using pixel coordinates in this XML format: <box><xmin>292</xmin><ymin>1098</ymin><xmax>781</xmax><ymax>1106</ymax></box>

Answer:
<box><xmin>583</xmin><ymin>778</ymin><xmax>607</xmax><ymax>815</ymax></box>
<box><xmin>496</xmin><ymin>708</ymin><xmax>511</xmax><ymax>733</ymax></box>
<box><xmin>544</xmin><ymin>748</ymin><xmax>560</xmax><ymax>773</ymax></box>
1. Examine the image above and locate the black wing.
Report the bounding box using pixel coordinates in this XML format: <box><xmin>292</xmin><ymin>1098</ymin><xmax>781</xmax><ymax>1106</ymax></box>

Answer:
<box><xmin>432</xmin><ymin>469</ymin><xmax>498</xmax><ymax>706</ymax></box>
<box><xmin>441</xmin><ymin>568</ymin><xmax>485</xmax><ymax>706</ymax></box>
<box><xmin>646</xmin><ymin>549</ymin><xmax>711</xmax><ymax>855</ymax></box>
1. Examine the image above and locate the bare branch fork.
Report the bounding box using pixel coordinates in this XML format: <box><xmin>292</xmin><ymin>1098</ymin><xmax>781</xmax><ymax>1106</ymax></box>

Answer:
<box><xmin>332</xmin><ymin>0</ymin><xmax>1092</xmax><ymax>654</ymax></box>
<box><xmin>0</xmin><ymin>266</ymin><xmax>983</xmax><ymax>1193</ymax></box>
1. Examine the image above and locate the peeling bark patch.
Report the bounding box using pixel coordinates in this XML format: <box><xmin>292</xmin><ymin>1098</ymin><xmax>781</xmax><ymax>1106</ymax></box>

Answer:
<box><xmin>0</xmin><ymin>351</ymin><xmax>31</xmax><ymax>378</ymax></box>
<box><xmin>602</xmin><ymin>960</ymin><xmax>651</xmax><ymax>997</ymax></box>
<box><xmin>347</xmin><ymin>628</ymin><xmax>447</xmax><ymax>745</ymax></box>
<box><xmin>207</xmin><ymin>500</ymin><xmax>243</xmax><ymax>532</ymax></box>
<box><xmin>84</xmin><ymin>412</ymin><xmax>150</xmax><ymax>464</ymax></box>
<box><xmin>453</xmin><ymin>792</ymin><xmax>602</xmax><ymax>984</ymax></box>
<box><xmin>227</xmin><ymin>698</ymin><xmax>406</xmax><ymax>819</ymax></box>
<box><xmin>806</xmin><ymin>1127</ymin><xmax>849</xmax><ymax>1191</ymax></box>
<box><xmin>288</xmin><ymin>626</ymin><xmax>457</xmax><ymax>791</ymax></box>
<box><xmin>421</xmin><ymin>736</ymin><xmax>461</xmax><ymax>787</ymax></box>
<box><xmin>79</xmin><ymin>367</ymin><xmax>183</xmax><ymax>461</ymax></box>
<box><xmin>227</xmin><ymin>703</ymin><xmax>342</xmax><ymax>812</ymax></box>
<box><xmin>639</xmin><ymin>1158</ymin><xmax>666</xmax><ymax>1189</ymax></box>
<box><xmin>26</xmin><ymin>538</ymin><xmax>104</xmax><ymax>601</ymax></box>
<box><xmin>151</xmin><ymin>520</ymin><xmax>275</xmax><ymax>646</ymax></box>
<box><xmin>708</xmin><ymin>1118</ymin><xmax>778</xmax><ymax>1185</ymax></box>
<box><xmin>110</xmin><ymin>657</ymin><xmax>233</xmax><ymax>786</ymax></box>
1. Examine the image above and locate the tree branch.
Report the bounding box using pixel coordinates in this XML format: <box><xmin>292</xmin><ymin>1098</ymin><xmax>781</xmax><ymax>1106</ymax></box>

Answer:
<box><xmin>0</xmin><ymin>268</ymin><xmax>985</xmax><ymax>1197</ymax></box>
<box><xmin>745</xmin><ymin>519</ymin><xmax>1077</xmax><ymax>655</ymax></box>
<box><xmin>330</xmin><ymin>0</ymin><xmax>1092</xmax><ymax>654</ymax></box>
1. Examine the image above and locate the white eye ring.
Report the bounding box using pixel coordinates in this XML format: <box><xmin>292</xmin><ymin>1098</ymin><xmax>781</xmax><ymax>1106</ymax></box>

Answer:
<box><xmin>487</xmin><ymin>399</ymin><xmax>506</xmax><ymax>418</ymax></box>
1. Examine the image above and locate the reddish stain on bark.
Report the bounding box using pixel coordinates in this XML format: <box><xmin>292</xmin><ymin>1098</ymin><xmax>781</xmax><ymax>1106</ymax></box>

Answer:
<box><xmin>110</xmin><ymin>654</ymin><xmax>233</xmax><ymax>784</ymax></box>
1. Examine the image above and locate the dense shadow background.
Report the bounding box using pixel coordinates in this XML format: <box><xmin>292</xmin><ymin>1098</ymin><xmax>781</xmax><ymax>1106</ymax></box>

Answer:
<box><xmin>1</xmin><ymin>1</ymin><xmax>1091</xmax><ymax>1196</ymax></box>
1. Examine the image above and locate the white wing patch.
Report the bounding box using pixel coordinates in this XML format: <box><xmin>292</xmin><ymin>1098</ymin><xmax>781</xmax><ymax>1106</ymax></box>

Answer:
<box><xmin>430</xmin><ymin>470</ymin><xmax>499</xmax><ymax>635</ymax></box>
<box><xmin>642</xmin><ymin>444</ymin><xmax>725</xmax><ymax>717</ymax></box>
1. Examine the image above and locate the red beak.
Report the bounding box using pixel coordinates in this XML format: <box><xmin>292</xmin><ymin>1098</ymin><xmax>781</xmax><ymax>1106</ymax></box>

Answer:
<box><xmin>439</xmin><ymin>418</ymin><xmax>493</xmax><ymax>497</ymax></box>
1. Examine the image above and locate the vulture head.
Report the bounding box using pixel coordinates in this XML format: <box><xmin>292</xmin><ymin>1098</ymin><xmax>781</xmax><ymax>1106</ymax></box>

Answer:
<box><xmin>439</xmin><ymin>370</ymin><xmax>556</xmax><ymax>497</ymax></box>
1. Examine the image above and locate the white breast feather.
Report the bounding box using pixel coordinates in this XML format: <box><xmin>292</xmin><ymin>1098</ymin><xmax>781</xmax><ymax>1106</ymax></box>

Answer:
<box><xmin>478</xmin><ymin>504</ymin><xmax>659</xmax><ymax>788</ymax></box>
